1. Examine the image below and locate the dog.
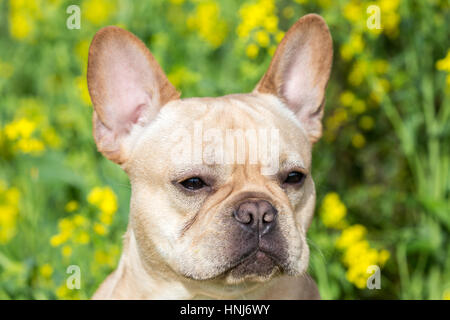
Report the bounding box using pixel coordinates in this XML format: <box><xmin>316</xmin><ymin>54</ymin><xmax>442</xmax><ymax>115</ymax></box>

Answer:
<box><xmin>87</xmin><ymin>13</ymin><xmax>333</xmax><ymax>299</ymax></box>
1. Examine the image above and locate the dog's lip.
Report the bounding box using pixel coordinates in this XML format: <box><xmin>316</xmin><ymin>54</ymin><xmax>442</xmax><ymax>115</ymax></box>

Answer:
<box><xmin>180</xmin><ymin>248</ymin><xmax>289</xmax><ymax>281</ymax></box>
<box><xmin>223</xmin><ymin>248</ymin><xmax>286</xmax><ymax>274</ymax></box>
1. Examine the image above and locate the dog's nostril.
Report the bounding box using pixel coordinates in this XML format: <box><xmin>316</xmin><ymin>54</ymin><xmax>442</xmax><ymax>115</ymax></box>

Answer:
<box><xmin>263</xmin><ymin>210</ymin><xmax>275</xmax><ymax>223</ymax></box>
<box><xmin>233</xmin><ymin>200</ymin><xmax>277</xmax><ymax>234</ymax></box>
<box><xmin>233</xmin><ymin>209</ymin><xmax>252</xmax><ymax>224</ymax></box>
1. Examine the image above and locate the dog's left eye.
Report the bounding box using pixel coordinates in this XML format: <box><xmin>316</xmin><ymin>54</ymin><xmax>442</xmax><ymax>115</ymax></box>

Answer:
<box><xmin>283</xmin><ymin>171</ymin><xmax>306</xmax><ymax>185</ymax></box>
<box><xmin>180</xmin><ymin>177</ymin><xmax>207</xmax><ymax>191</ymax></box>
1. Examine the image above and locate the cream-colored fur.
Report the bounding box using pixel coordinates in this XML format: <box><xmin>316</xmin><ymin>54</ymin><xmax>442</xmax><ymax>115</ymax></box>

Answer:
<box><xmin>87</xmin><ymin>14</ymin><xmax>333</xmax><ymax>300</ymax></box>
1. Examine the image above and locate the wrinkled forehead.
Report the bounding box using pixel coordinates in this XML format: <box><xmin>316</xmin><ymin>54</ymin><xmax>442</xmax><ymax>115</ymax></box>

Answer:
<box><xmin>130</xmin><ymin>93</ymin><xmax>312</xmax><ymax>174</ymax></box>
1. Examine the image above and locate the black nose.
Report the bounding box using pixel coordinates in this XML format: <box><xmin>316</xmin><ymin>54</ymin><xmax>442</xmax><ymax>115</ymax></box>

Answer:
<box><xmin>233</xmin><ymin>200</ymin><xmax>278</xmax><ymax>236</ymax></box>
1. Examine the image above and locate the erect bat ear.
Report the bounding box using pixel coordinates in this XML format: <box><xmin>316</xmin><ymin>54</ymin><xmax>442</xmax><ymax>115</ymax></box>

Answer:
<box><xmin>87</xmin><ymin>26</ymin><xmax>179</xmax><ymax>164</ymax></box>
<box><xmin>254</xmin><ymin>14</ymin><xmax>333</xmax><ymax>143</ymax></box>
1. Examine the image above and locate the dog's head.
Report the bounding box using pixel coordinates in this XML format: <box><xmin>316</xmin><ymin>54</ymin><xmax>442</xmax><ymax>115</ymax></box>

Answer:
<box><xmin>87</xmin><ymin>14</ymin><xmax>332</xmax><ymax>285</ymax></box>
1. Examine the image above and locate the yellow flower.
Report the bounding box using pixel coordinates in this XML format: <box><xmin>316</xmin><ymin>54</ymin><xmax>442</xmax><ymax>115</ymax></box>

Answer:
<box><xmin>168</xmin><ymin>66</ymin><xmax>200</xmax><ymax>88</ymax></box>
<box><xmin>374</xmin><ymin>59</ymin><xmax>389</xmax><ymax>74</ymax></box>
<box><xmin>50</xmin><ymin>233</ymin><xmax>65</xmax><ymax>247</ymax></box>
<box><xmin>379</xmin><ymin>0</ymin><xmax>401</xmax><ymax>38</ymax></box>
<box><xmin>337</xmin><ymin>226</ymin><xmax>390</xmax><ymax>289</ymax></box>
<box><xmin>359</xmin><ymin>116</ymin><xmax>375</xmax><ymax>131</ymax></box>
<box><xmin>5</xmin><ymin>187</ymin><xmax>20</xmax><ymax>206</ymax></box>
<box><xmin>351</xmin><ymin>99</ymin><xmax>366</xmax><ymax>114</ymax></box>
<box><xmin>342</xmin><ymin>240</ymin><xmax>371</xmax><ymax>266</ymax></box>
<box><xmin>348</xmin><ymin>60</ymin><xmax>369</xmax><ymax>86</ymax></box>
<box><xmin>282</xmin><ymin>6</ymin><xmax>294</xmax><ymax>19</ymax></box>
<box><xmin>62</xmin><ymin>245</ymin><xmax>72</xmax><ymax>257</ymax></box>
<box><xmin>325</xmin><ymin>108</ymin><xmax>348</xmax><ymax>134</ymax></box>
<box><xmin>76</xmin><ymin>76</ymin><xmax>91</xmax><ymax>106</ymax></box>
<box><xmin>263</xmin><ymin>16</ymin><xmax>278</xmax><ymax>33</ymax></box>
<box><xmin>65</xmin><ymin>201</ymin><xmax>79</xmax><ymax>213</ymax></box>
<box><xmin>0</xmin><ymin>204</ymin><xmax>19</xmax><ymax>243</ymax></box>
<box><xmin>342</xmin><ymin>2</ymin><xmax>363</xmax><ymax>24</ymax></box>
<box><xmin>275</xmin><ymin>31</ymin><xmax>285</xmax><ymax>43</ymax></box>
<box><xmin>317</xmin><ymin>0</ymin><xmax>331</xmax><ymax>8</ymax></box>
<box><xmin>50</xmin><ymin>217</ymin><xmax>76</xmax><ymax>247</ymax></box>
<box><xmin>88</xmin><ymin>186</ymin><xmax>118</xmax><ymax>215</ymax></box>
<box><xmin>340</xmin><ymin>33</ymin><xmax>364</xmax><ymax>61</ymax></box>
<box><xmin>3</xmin><ymin>117</ymin><xmax>46</xmax><ymax>155</ymax></box>
<box><xmin>99</xmin><ymin>211</ymin><xmax>113</xmax><ymax>225</ymax></box>
<box><xmin>15</xmin><ymin>138</ymin><xmax>45</xmax><ymax>154</ymax></box>
<box><xmin>73</xmin><ymin>214</ymin><xmax>87</xmax><ymax>227</ymax></box>
<box><xmin>187</xmin><ymin>1</ymin><xmax>227</xmax><ymax>48</ymax></box>
<box><xmin>9</xmin><ymin>12</ymin><xmax>33</xmax><ymax>40</ymax></box>
<box><xmin>336</xmin><ymin>224</ymin><xmax>367</xmax><ymax>249</ymax></box>
<box><xmin>246</xmin><ymin>43</ymin><xmax>259</xmax><ymax>59</ymax></box>
<box><xmin>58</xmin><ymin>218</ymin><xmax>75</xmax><ymax>233</ymax></box>
<box><xmin>0</xmin><ymin>183</ymin><xmax>20</xmax><ymax>243</ymax></box>
<box><xmin>94</xmin><ymin>246</ymin><xmax>120</xmax><ymax>267</ymax></box>
<box><xmin>346</xmin><ymin>263</ymin><xmax>371</xmax><ymax>289</ymax></box>
<box><xmin>93</xmin><ymin>222</ymin><xmax>107</xmax><ymax>236</ymax></box>
<box><xmin>378</xmin><ymin>249</ymin><xmax>390</xmax><ymax>266</ymax></box>
<box><xmin>268</xmin><ymin>45</ymin><xmax>277</xmax><ymax>56</ymax></box>
<box><xmin>436</xmin><ymin>50</ymin><xmax>450</xmax><ymax>72</ymax></box>
<box><xmin>87</xmin><ymin>187</ymin><xmax>103</xmax><ymax>205</ymax></box>
<box><xmin>256</xmin><ymin>30</ymin><xmax>270</xmax><ymax>47</ymax></box>
<box><xmin>320</xmin><ymin>192</ymin><xmax>348</xmax><ymax>229</ymax></box>
<box><xmin>352</xmin><ymin>133</ymin><xmax>366</xmax><ymax>148</ymax></box>
<box><xmin>379</xmin><ymin>0</ymin><xmax>400</xmax><ymax>12</ymax></box>
<box><xmin>339</xmin><ymin>91</ymin><xmax>355</xmax><ymax>107</ymax></box>
<box><xmin>39</xmin><ymin>264</ymin><xmax>54</xmax><ymax>278</ymax></box>
<box><xmin>82</xmin><ymin>0</ymin><xmax>115</xmax><ymax>25</ymax></box>
<box><xmin>56</xmin><ymin>284</ymin><xmax>69</xmax><ymax>299</ymax></box>
<box><xmin>4</xmin><ymin>118</ymin><xmax>37</xmax><ymax>140</ymax></box>
<box><xmin>74</xmin><ymin>231</ymin><xmax>90</xmax><ymax>244</ymax></box>
<box><xmin>99</xmin><ymin>189</ymin><xmax>118</xmax><ymax>215</ymax></box>
<box><xmin>343</xmin><ymin>242</ymin><xmax>388</xmax><ymax>289</ymax></box>
<box><xmin>237</xmin><ymin>0</ymin><xmax>278</xmax><ymax>39</ymax></box>
<box><xmin>56</xmin><ymin>283</ymin><xmax>81</xmax><ymax>300</ymax></box>
<box><xmin>75</xmin><ymin>40</ymin><xmax>90</xmax><ymax>67</ymax></box>
<box><xmin>370</xmin><ymin>78</ymin><xmax>391</xmax><ymax>103</ymax></box>
<box><xmin>87</xmin><ymin>186</ymin><xmax>118</xmax><ymax>226</ymax></box>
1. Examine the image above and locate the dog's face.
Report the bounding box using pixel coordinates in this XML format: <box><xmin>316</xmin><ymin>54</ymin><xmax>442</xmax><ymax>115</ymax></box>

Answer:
<box><xmin>87</xmin><ymin>14</ymin><xmax>332</xmax><ymax>285</ymax></box>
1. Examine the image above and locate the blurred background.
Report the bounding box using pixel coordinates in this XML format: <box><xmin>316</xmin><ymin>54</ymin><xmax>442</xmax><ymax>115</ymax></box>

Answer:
<box><xmin>0</xmin><ymin>0</ymin><xmax>449</xmax><ymax>299</ymax></box>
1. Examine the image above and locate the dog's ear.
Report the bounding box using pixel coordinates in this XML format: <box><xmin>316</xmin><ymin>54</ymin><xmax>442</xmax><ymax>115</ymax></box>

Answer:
<box><xmin>254</xmin><ymin>14</ymin><xmax>333</xmax><ymax>143</ymax></box>
<box><xmin>87</xmin><ymin>26</ymin><xmax>179</xmax><ymax>164</ymax></box>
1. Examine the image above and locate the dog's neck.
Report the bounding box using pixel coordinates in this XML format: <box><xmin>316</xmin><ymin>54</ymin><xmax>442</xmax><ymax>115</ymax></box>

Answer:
<box><xmin>100</xmin><ymin>228</ymin><xmax>281</xmax><ymax>299</ymax></box>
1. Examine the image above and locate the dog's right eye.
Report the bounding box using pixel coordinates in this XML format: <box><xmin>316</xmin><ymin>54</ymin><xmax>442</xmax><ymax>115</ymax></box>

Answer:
<box><xmin>180</xmin><ymin>177</ymin><xmax>207</xmax><ymax>191</ymax></box>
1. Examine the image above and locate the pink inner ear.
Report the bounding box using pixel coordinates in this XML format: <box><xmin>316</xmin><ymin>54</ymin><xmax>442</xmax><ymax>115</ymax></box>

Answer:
<box><xmin>102</xmin><ymin>46</ymin><xmax>155</xmax><ymax>134</ymax></box>
<box><xmin>283</xmin><ymin>43</ymin><xmax>320</xmax><ymax>114</ymax></box>
<box><xmin>130</xmin><ymin>104</ymin><xmax>146</xmax><ymax>124</ymax></box>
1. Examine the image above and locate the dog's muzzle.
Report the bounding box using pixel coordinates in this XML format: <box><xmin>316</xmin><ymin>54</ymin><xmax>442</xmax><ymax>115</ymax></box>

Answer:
<box><xmin>226</xmin><ymin>199</ymin><xmax>289</xmax><ymax>279</ymax></box>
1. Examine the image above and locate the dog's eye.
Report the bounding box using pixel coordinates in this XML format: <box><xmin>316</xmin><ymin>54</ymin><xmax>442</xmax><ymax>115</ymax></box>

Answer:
<box><xmin>180</xmin><ymin>177</ymin><xmax>207</xmax><ymax>191</ymax></box>
<box><xmin>284</xmin><ymin>171</ymin><xmax>306</xmax><ymax>185</ymax></box>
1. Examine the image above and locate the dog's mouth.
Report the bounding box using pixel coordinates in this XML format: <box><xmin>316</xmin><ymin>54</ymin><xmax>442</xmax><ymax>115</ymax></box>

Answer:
<box><xmin>220</xmin><ymin>248</ymin><xmax>287</xmax><ymax>283</ymax></box>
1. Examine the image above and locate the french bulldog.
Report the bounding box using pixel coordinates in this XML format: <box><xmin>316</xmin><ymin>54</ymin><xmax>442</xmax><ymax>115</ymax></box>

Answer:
<box><xmin>87</xmin><ymin>13</ymin><xmax>333</xmax><ymax>299</ymax></box>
